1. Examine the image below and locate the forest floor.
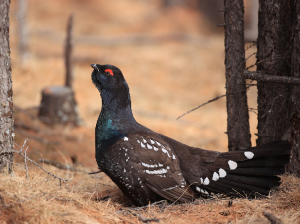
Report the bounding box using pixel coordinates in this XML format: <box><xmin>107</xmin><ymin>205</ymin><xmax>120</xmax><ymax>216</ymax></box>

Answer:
<box><xmin>1</xmin><ymin>0</ymin><xmax>300</xmax><ymax>223</ymax></box>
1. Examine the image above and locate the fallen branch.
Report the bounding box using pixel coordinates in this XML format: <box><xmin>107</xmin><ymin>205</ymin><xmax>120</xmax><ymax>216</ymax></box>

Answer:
<box><xmin>244</xmin><ymin>70</ymin><xmax>300</xmax><ymax>85</ymax></box>
<box><xmin>39</xmin><ymin>158</ymin><xmax>88</xmax><ymax>173</ymax></box>
<box><xmin>263</xmin><ymin>210</ymin><xmax>283</xmax><ymax>224</ymax></box>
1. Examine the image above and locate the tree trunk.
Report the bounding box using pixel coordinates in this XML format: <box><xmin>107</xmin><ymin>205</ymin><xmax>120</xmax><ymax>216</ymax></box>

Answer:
<box><xmin>224</xmin><ymin>0</ymin><xmax>251</xmax><ymax>151</ymax></box>
<box><xmin>0</xmin><ymin>0</ymin><xmax>14</xmax><ymax>173</ymax></box>
<box><xmin>256</xmin><ymin>0</ymin><xmax>300</xmax><ymax>176</ymax></box>
<box><xmin>17</xmin><ymin>0</ymin><xmax>29</xmax><ymax>65</ymax></box>
<box><xmin>256</xmin><ymin>0</ymin><xmax>292</xmax><ymax>146</ymax></box>
<box><xmin>286</xmin><ymin>1</ymin><xmax>300</xmax><ymax>175</ymax></box>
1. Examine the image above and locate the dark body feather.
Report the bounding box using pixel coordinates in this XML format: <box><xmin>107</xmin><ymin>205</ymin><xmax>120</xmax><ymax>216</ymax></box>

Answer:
<box><xmin>91</xmin><ymin>64</ymin><xmax>291</xmax><ymax>206</ymax></box>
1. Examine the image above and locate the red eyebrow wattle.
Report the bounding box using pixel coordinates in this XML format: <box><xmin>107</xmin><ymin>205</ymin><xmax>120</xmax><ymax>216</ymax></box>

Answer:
<box><xmin>105</xmin><ymin>69</ymin><xmax>114</xmax><ymax>76</ymax></box>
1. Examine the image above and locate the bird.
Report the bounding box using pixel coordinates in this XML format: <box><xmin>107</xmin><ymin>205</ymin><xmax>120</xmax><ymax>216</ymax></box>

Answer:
<box><xmin>90</xmin><ymin>63</ymin><xmax>291</xmax><ymax>207</ymax></box>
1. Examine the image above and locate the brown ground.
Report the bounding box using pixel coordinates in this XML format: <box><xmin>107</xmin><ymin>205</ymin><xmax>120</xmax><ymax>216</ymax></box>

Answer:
<box><xmin>1</xmin><ymin>0</ymin><xmax>299</xmax><ymax>223</ymax></box>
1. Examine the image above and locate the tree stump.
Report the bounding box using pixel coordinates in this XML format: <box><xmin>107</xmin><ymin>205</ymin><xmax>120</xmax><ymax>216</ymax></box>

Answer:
<box><xmin>38</xmin><ymin>86</ymin><xmax>81</xmax><ymax>126</ymax></box>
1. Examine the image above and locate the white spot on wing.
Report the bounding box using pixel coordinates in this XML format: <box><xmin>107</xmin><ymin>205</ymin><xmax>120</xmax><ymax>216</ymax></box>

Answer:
<box><xmin>141</xmin><ymin>162</ymin><xmax>158</xmax><ymax>168</ymax></box>
<box><xmin>218</xmin><ymin>168</ymin><xmax>227</xmax><ymax>178</ymax></box>
<box><xmin>137</xmin><ymin>140</ymin><xmax>140</xmax><ymax>143</ymax></box>
<box><xmin>203</xmin><ymin>177</ymin><xmax>210</xmax><ymax>185</ymax></box>
<box><xmin>150</xmin><ymin>139</ymin><xmax>155</xmax><ymax>144</ymax></box>
<box><xmin>158</xmin><ymin>163</ymin><xmax>163</xmax><ymax>167</ymax></box>
<box><xmin>200</xmin><ymin>178</ymin><xmax>203</xmax><ymax>184</ymax></box>
<box><xmin>144</xmin><ymin>168</ymin><xmax>167</xmax><ymax>175</ymax></box>
<box><xmin>153</xmin><ymin>146</ymin><xmax>159</xmax><ymax>151</ymax></box>
<box><xmin>244</xmin><ymin>151</ymin><xmax>254</xmax><ymax>159</ymax></box>
<box><xmin>162</xmin><ymin>148</ymin><xmax>171</xmax><ymax>157</ymax></box>
<box><xmin>147</xmin><ymin>144</ymin><xmax>152</xmax><ymax>149</ymax></box>
<box><xmin>142</xmin><ymin>138</ymin><xmax>147</xmax><ymax>143</ymax></box>
<box><xmin>124</xmin><ymin>137</ymin><xmax>128</xmax><ymax>141</ymax></box>
<box><xmin>212</xmin><ymin>172</ymin><xmax>219</xmax><ymax>181</ymax></box>
<box><xmin>172</xmin><ymin>154</ymin><xmax>176</xmax><ymax>159</ymax></box>
<box><xmin>141</xmin><ymin>143</ymin><xmax>145</xmax><ymax>148</ymax></box>
<box><xmin>228</xmin><ymin>160</ymin><xmax>238</xmax><ymax>170</ymax></box>
<box><xmin>156</xmin><ymin>141</ymin><xmax>161</xmax><ymax>146</ymax></box>
<box><xmin>196</xmin><ymin>187</ymin><xmax>201</xmax><ymax>192</ymax></box>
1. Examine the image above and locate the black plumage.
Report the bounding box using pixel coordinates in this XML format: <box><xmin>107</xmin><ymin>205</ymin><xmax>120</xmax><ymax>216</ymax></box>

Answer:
<box><xmin>91</xmin><ymin>64</ymin><xmax>291</xmax><ymax>206</ymax></box>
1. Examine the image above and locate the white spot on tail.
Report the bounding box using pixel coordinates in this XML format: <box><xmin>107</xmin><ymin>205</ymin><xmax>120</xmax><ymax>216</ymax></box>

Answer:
<box><xmin>124</xmin><ymin>137</ymin><xmax>128</xmax><ymax>141</ymax></box>
<box><xmin>203</xmin><ymin>177</ymin><xmax>210</xmax><ymax>185</ymax></box>
<box><xmin>212</xmin><ymin>172</ymin><xmax>219</xmax><ymax>181</ymax></box>
<box><xmin>147</xmin><ymin>144</ymin><xmax>152</xmax><ymax>149</ymax></box>
<box><xmin>201</xmin><ymin>189</ymin><xmax>209</xmax><ymax>194</ymax></box>
<box><xmin>218</xmin><ymin>168</ymin><xmax>227</xmax><ymax>178</ymax></box>
<box><xmin>200</xmin><ymin>178</ymin><xmax>203</xmax><ymax>184</ymax></box>
<box><xmin>244</xmin><ymin>151</ymin><xmax>254</xmax><ymax>159</ymax></box>
<box><xmin>228</xmin><ymin>160</ymin><xmax>238</xmax><ymax>170</ymax></box>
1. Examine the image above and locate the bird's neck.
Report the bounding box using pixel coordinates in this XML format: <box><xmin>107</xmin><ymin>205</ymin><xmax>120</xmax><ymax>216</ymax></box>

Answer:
<box><xmin>95</xmin><ymin>89</ymin><xmax>137</xmax><ymax>155</ymax></box>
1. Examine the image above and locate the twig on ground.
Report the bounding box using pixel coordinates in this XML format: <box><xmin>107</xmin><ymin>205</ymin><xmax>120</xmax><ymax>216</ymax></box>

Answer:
<box><xmin>263</xmin><ymin>210</ymin><xmax>283</xmax><ymax>224</ymax></box>
<box><xmin>48</xmin><ymin>194</ymin><xmax>75</xmax><ymax>202</ymax></box>
<box><xmin>115</xmin><ymin>215</ymin><xmax>135</xmax><ymax>224</ymax></box>
<box><xmin>118</xmin><ymin>209</ymin><xmax>160</xmax><ymax>224</ymax></box>
<box><xmin>137</xmin><ymin>215</ymin><xmax>160</xmax><ymax>223</ymax></box>
<box><xmin>127</xmin><ymin>200</ymin><xmax>168</xmax><ymax>211</ymax></box>
<box><xmin>39</xmin><ymin>158</ymin><xmax>88</xmax><ymax>173</ymax></box>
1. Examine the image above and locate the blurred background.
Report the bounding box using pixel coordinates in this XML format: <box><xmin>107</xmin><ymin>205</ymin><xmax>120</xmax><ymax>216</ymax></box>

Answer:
<box><xmin>9</xmin><ymin>0</ymin><xmax>258</xmax><ymax>169</ymax></box>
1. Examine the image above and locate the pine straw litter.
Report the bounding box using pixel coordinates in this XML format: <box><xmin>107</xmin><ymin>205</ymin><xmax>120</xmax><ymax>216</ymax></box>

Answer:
<box><xmin>0</xmin><ymin>144</ymin><xmax>299</xmax><ymax>223</ymax></box>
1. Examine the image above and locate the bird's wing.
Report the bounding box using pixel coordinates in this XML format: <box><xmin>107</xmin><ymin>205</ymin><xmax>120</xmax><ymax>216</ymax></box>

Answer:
<box><xmin>114</xmin><ymin>133</ymin><xmax>196</xmax><ymax>203</ymax></box>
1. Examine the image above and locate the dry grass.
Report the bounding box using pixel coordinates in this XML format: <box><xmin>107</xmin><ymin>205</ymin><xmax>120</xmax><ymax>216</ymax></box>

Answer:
<box><xmin>0</xmin><ymin>155</ymin><xmax>299</xmax><ymax>224</ymax></box>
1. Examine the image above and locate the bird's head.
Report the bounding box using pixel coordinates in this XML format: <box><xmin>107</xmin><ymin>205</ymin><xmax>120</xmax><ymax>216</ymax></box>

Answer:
<box><xmin>91</xmin><ymin>64</ymin><xmax>127</xmax><ymax>92</ymax></box>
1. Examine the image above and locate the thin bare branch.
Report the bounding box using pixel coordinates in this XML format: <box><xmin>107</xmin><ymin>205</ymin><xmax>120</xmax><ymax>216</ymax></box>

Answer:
<box><xmin>1</xmin><ymin>140</ymin><xmax>72</xmax><ymax>185</ymax></box>
<box><xmin>177</xmin><ymin>94</ymin><xmax>226</xmax><ymax>120</ymax></box>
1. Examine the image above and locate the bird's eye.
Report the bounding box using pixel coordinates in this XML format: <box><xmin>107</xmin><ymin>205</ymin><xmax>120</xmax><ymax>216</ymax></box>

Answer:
<box><xmin>104</xmin><ymin>69</ymin><xmax>114</xmax><ymax>76</ymax></box>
